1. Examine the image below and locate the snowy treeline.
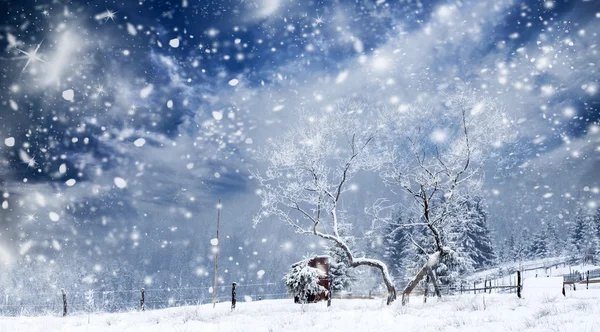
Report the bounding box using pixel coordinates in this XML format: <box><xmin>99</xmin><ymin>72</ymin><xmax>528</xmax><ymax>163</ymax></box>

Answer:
<box><xmin>499</xmin><ymin>206</ymin><xmax>600</xmax><ymax>264</ymax></box>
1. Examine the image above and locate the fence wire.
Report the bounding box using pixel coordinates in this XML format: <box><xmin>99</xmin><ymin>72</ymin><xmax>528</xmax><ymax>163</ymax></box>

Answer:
<box><xmin>2</xmin><ymin>264</ymin><xmax>599</xmax><ymax>316</ymax></box>
<box><xmin>0</xmin><ymin>281</ymin><xmax>289</xmax><ymax>316</ymax></box>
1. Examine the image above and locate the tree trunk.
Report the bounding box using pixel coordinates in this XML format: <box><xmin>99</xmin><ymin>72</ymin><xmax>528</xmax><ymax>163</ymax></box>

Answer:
<box><xmin>401</xmin><ymin>262</ymin><xmax>430</xmax><ymax>305</ymax></box>
<box><xmin>428</xmin><ymin>268</ymin><xmax>442</xmax><ymax>298</ymax></box>
<box><xmin>402</xmin><ymin>251</ymin><xmax>442</xmax><ymax>305</ymax></box>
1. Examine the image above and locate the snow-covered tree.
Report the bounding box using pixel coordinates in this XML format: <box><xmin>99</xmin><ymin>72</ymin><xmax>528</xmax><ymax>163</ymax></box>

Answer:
<box><xmin>530</xmin><ymin>228</ymin><xmax>549</xmax><ymax>259</ymax></box>
<box><xmin>376</xmin><ymin>90</ymin><xmax>515</xmax><ymax>304</ymax></box>
<box><xmin>568</xmin><ymin>209</ymin><xmax>587</xmax><ymax>260</ymax></box>
<box><xmin>380</xmin><ymin>210</ymin><xmax>415</xmax><ymax>282</ymax></box>
<box><xmin>253</xmin><ymin>101</ymin><xmax>397</xmax><ymax>304</ymax></box>
<box><xmin>594</xmin><ymin>208</ymin><xmax>600</xmax><ymax>244</ymax></box>
<box><xmin>326</xmin><ymin>220</ymin><xmax>356</xmax><ymax>293</ymax></box>
<box><xmin>453</xmin><ymin>195</ymin><xmax>496</xmax><ymax>270</ymax></box>
<box><xmin>513</xmin><ymin>227</ymin><xmax>532</xmax><ymax>261</ymax></box>
<box><xmin>85</xmin><ymin>289</ymin><xmax>95</xmax><ymax>313</ymax></box>
<box><xmin>567</xmin><ymin>206</ymin><xmax>600</xmax><ymax>263</ymax></box>
<box><xmin>542</xmin><ymin>219</ymin><xmax>563</xmax><ymax>258</ymax></box>
<box><xmin>498</xmin><ymin>233</ymin><xmax>516</xmax><ymax>263</ymax></box>
<box><xmin>283</xmin><ymin>256</ymin><xmax>327</xmax><ymax>304</ymax></box>
<box><xmin>526</xmin><ymin>219</ymin><xmax>563</xmax><ymax>260</ymax></box>
<box><xmin>580</xmin><ymin>214</ymin><xmax>600</xmax><ymax>264</ymax></box>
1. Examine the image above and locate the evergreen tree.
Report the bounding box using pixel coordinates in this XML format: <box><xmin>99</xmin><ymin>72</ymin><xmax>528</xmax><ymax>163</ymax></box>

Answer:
<box><xmin>500</xmin><ymin>233</ymin><xmax>516</xmax><ymax>263</ymax></box>
<box><xmin>455</xmin><ymin>196</ymin><xmax>497</xmax><ymax>269</ymax></box>
<box><xmin>511</xmin><ymin>228</ymin><xmax>530</xmax><ymax>262</ymax></box>
<box><xmin>381</xmin><ymin>210</ymin><xmax>414</xmax><ymax>282</ymax></box>
<box><xmin>530</xmin><ymin>228</ymin><xmax>549</xmax><ymax>259</ymax></box>
<box><xmin>431</xmin><ymin>221</ymin><xmax>472</xmax><ymax>288</ymax></box>
<box><xmin>568</xmin><ymin>210</ymin><xmax>587</xmax><ymax>259</ymax></box>
<box><xmin>542</xmin><ymin>219</ymin><xmax>562</xmax><ymax>258</ymax></box>
<box><xmin>594</xmin><ymin>208</ymin><xmax>600</xmax><ymax>245</ymax></box>
<box><xmin>325</xmin><ymin>221</ymin><xmax>356</xmax><ymax>293</ymax></box>
<box><xmin>580</xmin><ymin>212</ymin><xmax>600</xmax><ymax>264</ymax></box>
<box><xmin>399</xmin><ymin>224</ymin><xmax>431</xmax><ymax>284</ymax></box>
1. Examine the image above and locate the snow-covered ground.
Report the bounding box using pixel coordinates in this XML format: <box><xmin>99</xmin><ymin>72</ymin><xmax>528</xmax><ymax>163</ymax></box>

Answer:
<box><xmin>2</xmin><ymin>285</ymin><xmax>599</xmax><ymax>332</ymax></box>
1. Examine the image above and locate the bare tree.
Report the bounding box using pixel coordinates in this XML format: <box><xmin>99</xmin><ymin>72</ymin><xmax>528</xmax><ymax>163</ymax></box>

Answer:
<box><xmin>252</xmin><ymin>102</ymin><xmax>397</xmax><ymax>304</ymax></box>
<box><xmin>377</xmin><ymin>90</ymin><xmax>515</xmax><ymax>304</ymax></box>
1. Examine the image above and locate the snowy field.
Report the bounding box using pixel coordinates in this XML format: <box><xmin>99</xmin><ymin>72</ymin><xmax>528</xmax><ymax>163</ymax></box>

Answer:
<box><xmin>2</xmin><ymin>287</ymin><xmax>599</xmax><ymax>332</ymax></box>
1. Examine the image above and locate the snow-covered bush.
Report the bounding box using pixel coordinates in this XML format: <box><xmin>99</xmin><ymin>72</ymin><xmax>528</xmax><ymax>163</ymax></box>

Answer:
<box><xmin>85</xmin><ymin>289</ymin><xmax>95</xmax><ymax>312</ymax></box>
<box><xmin>283</xmin><ymin>257</ymin><xmax>327</xmax><ymax>304</ymax></box>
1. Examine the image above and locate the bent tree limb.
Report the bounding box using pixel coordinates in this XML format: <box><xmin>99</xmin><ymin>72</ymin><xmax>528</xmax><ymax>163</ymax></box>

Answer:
<box><xmin>351</xmin><ymin>258</ymin><xmax>397</xmax><ymax>305</ymax></box>
<box><xmin>306</xmin><ymin>228</ymin><xmax>397</xmax><ymax>305</ymax></box>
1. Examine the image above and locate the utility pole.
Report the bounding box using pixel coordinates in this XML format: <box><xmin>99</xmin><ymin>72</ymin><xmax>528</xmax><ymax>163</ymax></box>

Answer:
<box><xmin>213</xmin><ymin>199</ymin><xmax>221</xmax><ymax>308</ymax></box>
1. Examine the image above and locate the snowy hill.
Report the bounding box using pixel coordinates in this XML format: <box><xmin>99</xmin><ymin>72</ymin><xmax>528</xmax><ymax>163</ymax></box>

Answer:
<box><xmin>2</xmin><ymin>287</ymin><xmax>600</xmax><ymax>332</ymax></box>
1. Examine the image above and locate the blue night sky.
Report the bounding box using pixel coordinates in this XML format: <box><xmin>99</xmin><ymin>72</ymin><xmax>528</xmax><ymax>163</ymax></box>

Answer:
<box><xmin>0</xmin><ymin>0</ymin><xmax>599</xmax><ymax>297</ymax></box>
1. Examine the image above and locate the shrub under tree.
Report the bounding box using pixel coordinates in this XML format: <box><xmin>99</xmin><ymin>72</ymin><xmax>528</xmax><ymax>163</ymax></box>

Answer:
<box><xmin>283</xmin><ymin>257</ymin><xmax>327</xmax><ymax>304</ymax></box>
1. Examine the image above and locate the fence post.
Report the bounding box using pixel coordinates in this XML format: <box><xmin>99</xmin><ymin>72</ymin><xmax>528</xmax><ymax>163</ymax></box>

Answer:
<box><xmin>424</xmin><ymin>273</ymin><xmax>430</xmax><ymax>303</ymax></box>
<box><xmin>460</xmin><ymin>281</ymin><xmax>463</xmax><ymax>295</ymax></box>
<box><xmin>327</xmin><ymin>287</ymin><xmax>331</xmax><ymax>307</ymax></box>
<box><xmin>473</xmin><ymin>281</ymin><xmax>476</xmax><ymax>295</ymax></box>
<box><xmin>488</xmin><ymin>280</ymin><xmax>491</xmax><ymax>294</ymax></box>
<box><xmin>516</xmin><ymin>271</ymin><xmax>522</xmax><ymax>299</ymax></box>
<box><xmin>61</xmin><ymin>288</ymin><xmax>67</xmax><ymax>317</ymax></box>
<box><xmin>231</xmin><ymin>282</ymin><xmax>236</xmax><ymax>310</ymax></box>
<box><xmin>140</xmin><ymin>288</ymin><xmax>145</xmax><ymax>311</ymax></box>
<box><xmin>586</xmin><ymin>271</ymin><xmax>589</xmax><ymax>290</ymax></box>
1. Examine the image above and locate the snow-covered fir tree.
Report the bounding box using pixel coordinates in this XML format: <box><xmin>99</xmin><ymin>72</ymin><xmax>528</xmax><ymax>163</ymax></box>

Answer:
<box><xmin>326</xmin><ymin>221</ymin><xmax>356</xmax><ymax>293</ymax></box>
<box><xmin>454</xmin><ymin>196</ymin><xmax>496</xmax><ymax>270</ymax></box>
<box><xmin>530</xmin><ymin>228</ymin><xmax>549</xmax><ymax>259</ymax></box>
<box><xmin>580</xmin><ymin>213</ymin><xmax>600</xmax><ymax>264</ymax></box>
<box><xmin>380</xmin><ymin>210</ymin><xmax>415</xmax><ymax>283</ymax></box>
<box><xmin>542</xmin><ymin>219</ymin><xmax>562</xmax><ymax>258</ymax></box>
<box><xmin>498</xmin><ymin>233</ymin><xmax>516</xmax><ymax>263</ymax></box>
<box><xmin>510</xmin><ymin>228</ymin><xmax>531</xmax><ymax>262</ymax></box>
<box><xmin>568</xmin><ymin>209</ymin><xmax>587</xmax><ymax>260</ymax></box>
<box><xmin>594</xmin><ymin>208</ymin><xmax>600</xmax><ymax>243</ymax></box>
<box><xmin>85</xmin><ymin>289</ymin><xmax>95</xmax><ymax>313</ymax></box>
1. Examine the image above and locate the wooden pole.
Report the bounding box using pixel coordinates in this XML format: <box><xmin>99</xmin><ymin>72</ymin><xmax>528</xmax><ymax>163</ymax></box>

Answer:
<box><xmin>61</xmin><ymin>288</ymin><xmax>67</xmax><ymax>317</ymax></box>
<box><xmin>327</xmin><ymin>269</ymin><xmax>332</xmax><ymax>307</ymax></box>
<box><xmin>424</xmin><ymin>273</ymin><xmax>430</xmax><ymax>303</ymax></box>
<box><xmin>140</xmin><ymin>288</ymin><xmax>145</xmax><ymax>311</ymax></box>
<box><xmin>516</xmin><ymin>271</ymin><xmax>522</xmax><ymax>298</ymax></box>
<box><xmin>473</xmin><ymin>281</ymin><xmax>476</xmax><ymax>295</ymax></box>
<box><xmin>213</xmin><ymin>199</ymin><xmax>221</xmax><ymax>308</ymax></box>
<box><xmin>231</xmin><ymin>282</ymin><xmax>236</xmax><ymax>310</ymax></box>
<box><xmin>586</xmin><ymin>271</ymin><xmax>589</xmax><ymax>290</ymax></box>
